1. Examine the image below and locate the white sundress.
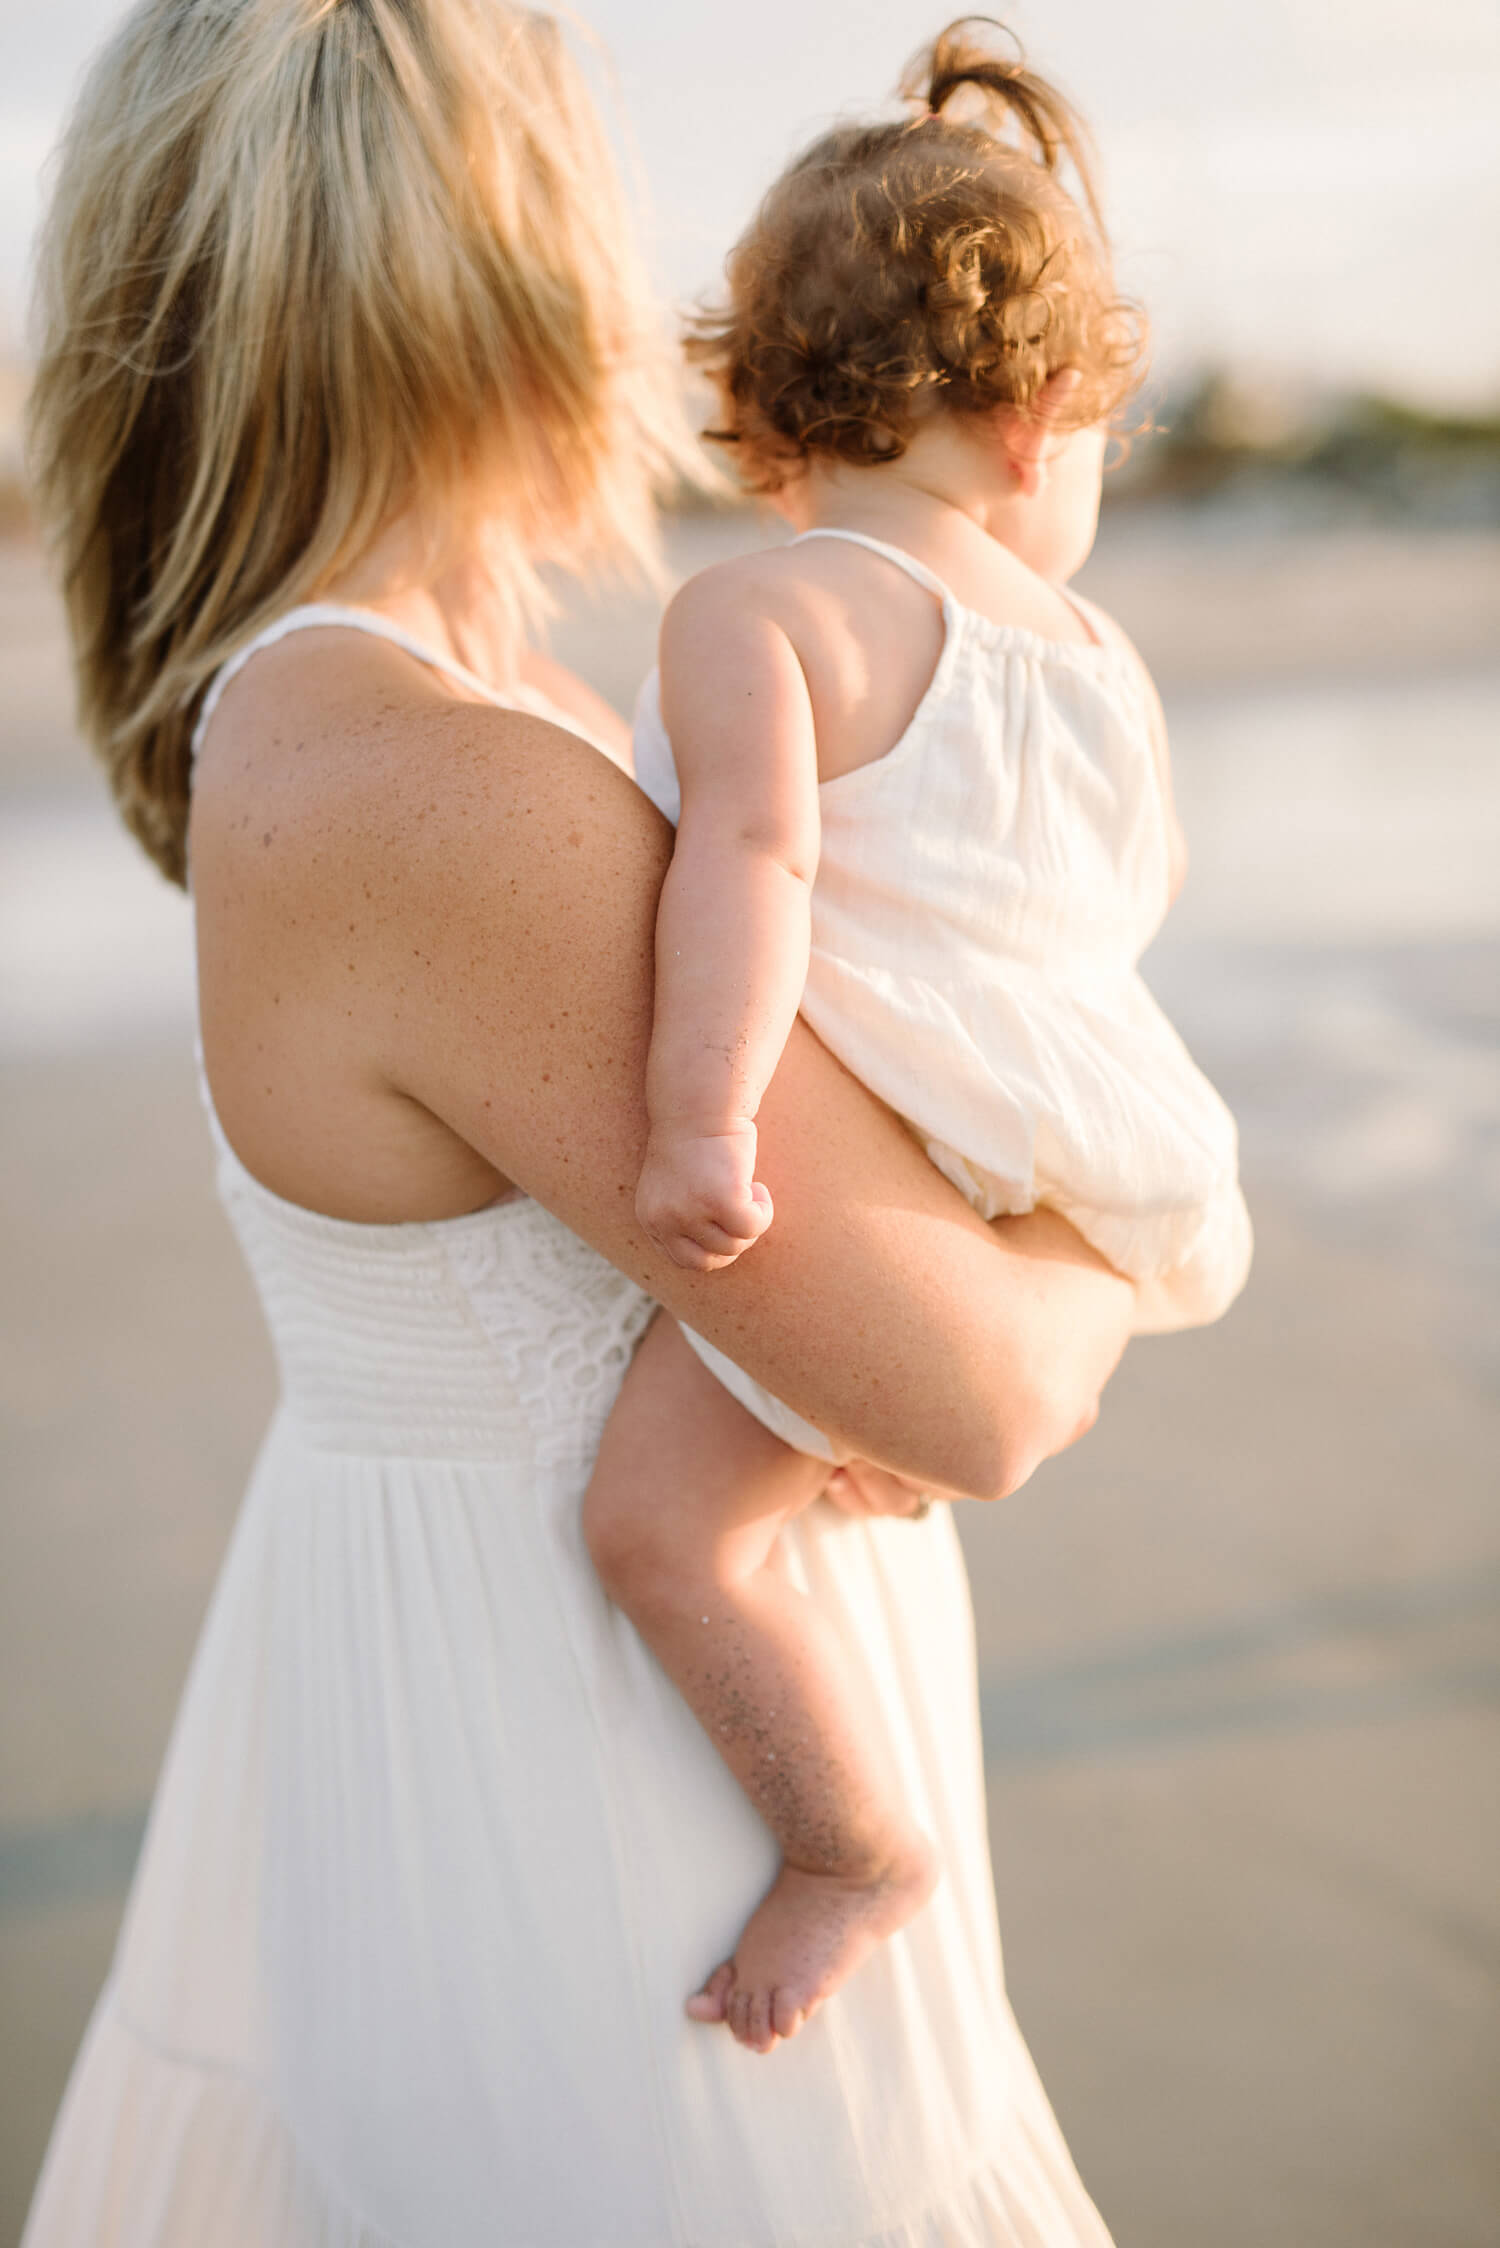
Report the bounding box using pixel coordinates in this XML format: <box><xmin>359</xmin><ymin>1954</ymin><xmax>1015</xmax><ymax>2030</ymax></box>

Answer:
<box><xmin>635</xmin><ymin>527</ymin><xmax>1253</xmax><ymax>1386</ymax></box>
<box><xmin>22</xmin><ymin>605</ymin><xmax>1115</xmax><ymax>2248</ymax></box>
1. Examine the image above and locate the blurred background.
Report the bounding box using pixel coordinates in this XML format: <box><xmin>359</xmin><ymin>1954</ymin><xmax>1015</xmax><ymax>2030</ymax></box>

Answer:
<box><xmin>2</xmin><ymin>1</ymin><xmax>1498</xmax><ymax>2242</ymax></box>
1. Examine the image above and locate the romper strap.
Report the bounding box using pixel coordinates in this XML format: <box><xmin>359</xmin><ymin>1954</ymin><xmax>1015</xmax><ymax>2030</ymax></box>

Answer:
<box><xmin>791</xmin><ymin>527</ymin><xmax>954</xmax><ymax>607</ymax></box>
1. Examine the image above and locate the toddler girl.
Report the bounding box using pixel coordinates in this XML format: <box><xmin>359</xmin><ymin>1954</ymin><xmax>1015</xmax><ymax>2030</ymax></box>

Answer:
<box><xmin>583</xmin><ymin>20</ymin><xmax>1251</xmax><ymax>2055</ymax></box>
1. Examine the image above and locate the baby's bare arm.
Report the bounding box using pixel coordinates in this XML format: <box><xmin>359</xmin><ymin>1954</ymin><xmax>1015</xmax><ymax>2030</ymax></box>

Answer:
<box><xmin>637</xmin><ymin>573</ymin><xmax>822</xmax><ymax>1269</ymax></box>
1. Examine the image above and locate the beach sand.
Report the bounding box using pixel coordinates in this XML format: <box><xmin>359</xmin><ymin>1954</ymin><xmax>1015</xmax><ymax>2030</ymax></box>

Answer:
<box><xmin>3</xmin><ymin>510</ymin><xmax>1498</xmax><ymax>2246</ymax></box>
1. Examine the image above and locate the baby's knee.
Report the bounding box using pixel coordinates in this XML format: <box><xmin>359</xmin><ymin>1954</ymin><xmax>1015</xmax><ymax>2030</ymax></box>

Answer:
<box><xmin>582</xmin><ymin>1468</ymin><xmax>706</xmax><ymax>1620</ymax></box>
<box><xmin>581</xmin><ymin>1468</ymin><xmax>640</xmax><ymax>1603</ymax></box>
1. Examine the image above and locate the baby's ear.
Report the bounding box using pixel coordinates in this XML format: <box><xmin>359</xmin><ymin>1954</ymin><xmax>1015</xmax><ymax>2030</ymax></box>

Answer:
<box><xmin>996</xmin><ymin>369</ymin><xmax>1085</xmax><ymax>496</ymax></box>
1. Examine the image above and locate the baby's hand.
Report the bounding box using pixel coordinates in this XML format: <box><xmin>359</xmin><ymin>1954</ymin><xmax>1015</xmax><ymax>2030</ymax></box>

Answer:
<box><xmin>636</xmin><ymin>1121</ymin><xmax>773</xmax><ymax>1271</ymax></box>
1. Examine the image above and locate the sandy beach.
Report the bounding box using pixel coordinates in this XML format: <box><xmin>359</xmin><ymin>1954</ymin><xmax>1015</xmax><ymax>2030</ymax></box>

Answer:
<box><xmin>2</xmin><ymin>506</ymin><xmax>1498</xmax><ymax>2246</ymax></box>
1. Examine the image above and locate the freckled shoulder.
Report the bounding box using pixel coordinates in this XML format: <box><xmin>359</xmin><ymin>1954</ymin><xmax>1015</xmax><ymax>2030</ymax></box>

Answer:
<box><xmin>196</xmin><ymin>629</ymin><xmax>645</xmax><ymax>899</ymax></box>
<box><xmin>192</xmin><ymin>619</ymin><xmax>675</xmax><ymax>1217</ymax></box>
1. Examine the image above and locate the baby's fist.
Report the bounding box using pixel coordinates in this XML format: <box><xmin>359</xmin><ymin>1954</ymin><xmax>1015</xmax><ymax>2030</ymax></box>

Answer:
<box><xmin>636</xmin><ymin>1122</ymin><xmax>773</xmax><ymax>1270</ymax></box>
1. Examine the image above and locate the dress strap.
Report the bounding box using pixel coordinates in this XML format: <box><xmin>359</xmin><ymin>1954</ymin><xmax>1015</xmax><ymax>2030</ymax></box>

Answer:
<box><xmin>189</xmin><ymin>602</ymin><xmax>527</xmax><ymax>767</ymax></box>
<box><xmin>791</xmin><ymin>528</ymin><xmax>954</xmax><ymax>607</ymax></box>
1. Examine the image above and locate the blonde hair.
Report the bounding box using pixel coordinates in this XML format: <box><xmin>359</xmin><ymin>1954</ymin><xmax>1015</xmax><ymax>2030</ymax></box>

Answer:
<box><xmin>28</xmin><ymin>0</ymin><xmax>702</xmax><ymax>885</ymax></box>
<box><xmin>690</xmin><ymin>17</ymin><xmax>1146</xmax><ymax>495</ymax></box>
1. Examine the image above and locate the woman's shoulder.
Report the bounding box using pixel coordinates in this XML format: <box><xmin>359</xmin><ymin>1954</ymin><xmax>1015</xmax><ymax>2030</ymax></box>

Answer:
<box><xmin>187</xmin><ymin>624</ymin><xmax>670</xmax><ymax>1177</ymax></box>
<box><xmin>191</xmin><ymin>625</ymin><xmax>671</xmax><ymax>1048</ymax></box>
<box><xmin>192</xmin><ymin>625</ymin><xmax>631</xmax><ymax>882</ymax></box>
<box><xmin>188</xmin><ymin>623</ymin><xmax>671</xmax><ymax>1221</ymax></box>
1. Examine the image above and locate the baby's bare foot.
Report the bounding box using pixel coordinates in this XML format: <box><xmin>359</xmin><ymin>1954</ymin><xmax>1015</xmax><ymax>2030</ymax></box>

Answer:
<box><xmin>686</xmin><ymin>1835</ymin><xmax>939</xmax><ymax>2052</ymax></box>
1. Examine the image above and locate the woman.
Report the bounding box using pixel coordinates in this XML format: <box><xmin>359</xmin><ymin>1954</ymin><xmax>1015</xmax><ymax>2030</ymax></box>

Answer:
<box><xmin>23</xmin><ymin>0</ymin><xmax>1134</xmax><ymax>2240</ymax></box>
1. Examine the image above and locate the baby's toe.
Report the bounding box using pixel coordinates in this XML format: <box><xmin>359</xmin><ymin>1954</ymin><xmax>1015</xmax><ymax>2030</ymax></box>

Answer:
<box><xmin>770</xmin><ymin>1986</ymin><xmax>807</xmax><ymax>2041</ymax></box>
<box><xmin>745</xmin><ymin>1989</ymin><xmax>775</xmax><ymax>2052</ymax></box>
<box><xmin>685</xmin><ymin>1962</ymin><xmax>734</xmax><ymax>2023</ymax></box>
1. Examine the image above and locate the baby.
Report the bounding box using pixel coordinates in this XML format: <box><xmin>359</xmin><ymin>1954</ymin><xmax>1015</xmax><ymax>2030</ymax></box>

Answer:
<box><xmin>583</xmin><ymin>21</ymin><xmax>1251</xmax><ymax>2054</ymax></box>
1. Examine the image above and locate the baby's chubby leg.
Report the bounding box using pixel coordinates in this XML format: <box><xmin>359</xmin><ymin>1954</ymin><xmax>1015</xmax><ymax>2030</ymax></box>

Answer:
<box><xmin>582</xmin><ymin>1315</ymin><xmax>938</xmax><ymax>2052</ymax></box>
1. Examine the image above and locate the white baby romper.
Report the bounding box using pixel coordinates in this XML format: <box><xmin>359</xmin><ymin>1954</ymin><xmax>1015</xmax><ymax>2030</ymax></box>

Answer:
<box><xmin>634</xmin><ymin>526</ymin><xmax>1252</xmax><ymax>1398</ymax></box>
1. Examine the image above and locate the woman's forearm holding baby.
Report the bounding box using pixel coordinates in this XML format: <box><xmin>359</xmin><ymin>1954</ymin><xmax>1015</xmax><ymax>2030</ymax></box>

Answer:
<box><xmin>386</xmin><ymin>717</ymin><xmax>1132</xmax><ymax>1499</ymax></box>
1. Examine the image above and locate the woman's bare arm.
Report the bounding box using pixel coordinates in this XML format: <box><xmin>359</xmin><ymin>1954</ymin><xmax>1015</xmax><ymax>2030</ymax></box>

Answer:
<box><xmin>362</xmin><ymin>706</ymin><xmax>1133</xmax><ymax>1499</ymax></box>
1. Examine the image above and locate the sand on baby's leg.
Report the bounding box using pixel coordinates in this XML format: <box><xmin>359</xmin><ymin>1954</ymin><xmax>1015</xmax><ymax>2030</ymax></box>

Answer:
<box><xmin>582</xmin><ymin>1313</ymin><xmax>938</xmax><ymax>2052</ymax></box>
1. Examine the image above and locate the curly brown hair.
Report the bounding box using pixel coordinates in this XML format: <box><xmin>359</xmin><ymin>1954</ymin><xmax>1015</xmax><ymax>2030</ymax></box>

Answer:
<box><xmin>688</xmin><ymin>17</ymin><xmax>1147</xmax><ymax>494</ymax></box>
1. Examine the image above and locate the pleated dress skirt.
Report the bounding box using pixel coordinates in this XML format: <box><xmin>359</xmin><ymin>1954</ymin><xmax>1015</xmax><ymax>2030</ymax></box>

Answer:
<box><xmin>23</xmin><ymin>1116</ymin><xmax>1113</xmax><ymax>2247</ymax></box>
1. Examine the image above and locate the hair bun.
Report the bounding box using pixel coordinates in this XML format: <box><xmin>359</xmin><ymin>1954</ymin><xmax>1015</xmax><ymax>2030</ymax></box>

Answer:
<box><xmin>901</xmin><ymin>17</ymin><xmax>1102</xmax><ymax>233</ymax></box>
<box><xmin>922</xmin><ymin>16</ymin><xmax>1023</xmax><ymax>116</ymax></box>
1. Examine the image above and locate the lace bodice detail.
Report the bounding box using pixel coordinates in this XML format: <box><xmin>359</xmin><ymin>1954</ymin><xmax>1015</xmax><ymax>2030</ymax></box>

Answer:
<box><xmin>209</xmin><ymin>1110</ymin><xmax>652</xmax><ymax>1470</ymax></box>
<box><xmin>443</xmin><ymin>1204</ymin><xmax>655</xmax><ymax>1469</ymax></box>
